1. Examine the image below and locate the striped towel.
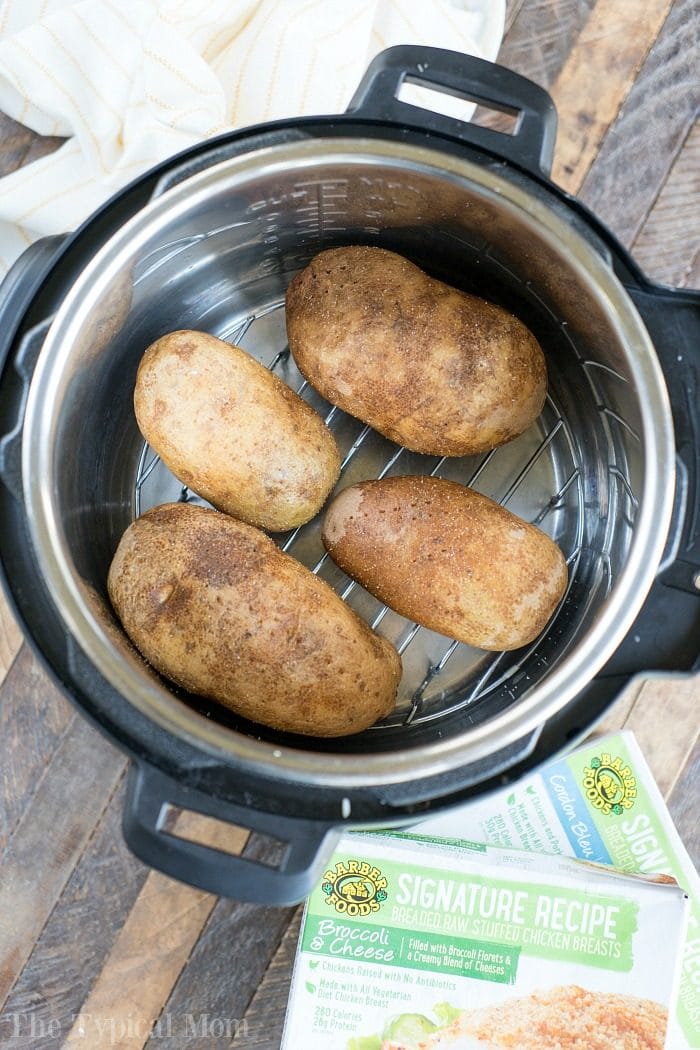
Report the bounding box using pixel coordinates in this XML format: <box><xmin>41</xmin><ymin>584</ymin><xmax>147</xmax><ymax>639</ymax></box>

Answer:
<box><xmin>0</xmin><ymin>0</ymin><xmax>504</xmax><ymax>278</ymax></box>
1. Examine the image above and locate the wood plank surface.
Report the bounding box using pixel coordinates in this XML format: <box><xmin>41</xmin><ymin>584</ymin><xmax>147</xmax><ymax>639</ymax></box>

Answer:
<box><xmin>0</xmin><ymin>646</ymin><xmax>73</xmax><ymax>858</ymax></box>
<box><xmin>61</xmin><ymin>872</ymin><xmax>218</xmax><ymax>1050</ymax></box>
<box><xmin>632</xmin><ymin>118</ymin><xmax>700</xmax><ymax>288</ymax></box>
<box><xmin>496</xmin><ymin>0</ymin><xmax>596</xmax><ymax>90</ymax></box>
<box><xmin>667</xmin><ymin>739</ymin><xmax>700</xmax><ymax>864</ymax></box>
<box><xmin>577</xmin><ymin>0</ymin><xmax>700</xmax><ymax>246</ymax></box>
<box><xmin>60</xmin><ymin>812</ymin><xmax>250</xmax><ymax>1050</ymax></box>
<box><xmin>144</xmin><ymin>835</ymin><xmax>295</xmax><ymax>1050</ymax></box>
<box><xmin>0</xmin><ymin>591</ymin><xmax>22</xmax><ymax>687</ymax></box>
<box><xmin>0</xmin><ymin>716</ymin><xmax>127</xmax><ymax>1010</ymax></box>
<box><xmin>549</xmin><ymin>0</ymin><xmax>674</xmax><ymax>193</ymax></box>
<box><xmin>0</xmin><ymin>777</ymin><xmax>147</xmax><ymax>1049</ymax></box>
<box><xmin>230</xmin><ymin>908</ymin><xmax>303</xmax><ymax>1050</ymax></box>
<box><xmin>622</xmin><ymin>678</ymin><xmax>700</xmax><ymax>798</ymax></box>
<box><xmin>0</xmin><ymin>3</ymin><xmax>698</xmax><ymax>1047</ymax></box>
<box><xmin>0</xmin><ymin>112</ymin><xmax>63</xmax><ymax>178</ymax></box>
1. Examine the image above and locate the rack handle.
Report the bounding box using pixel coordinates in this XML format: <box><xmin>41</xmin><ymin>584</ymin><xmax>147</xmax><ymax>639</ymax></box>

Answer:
<box><xmin>123</xmin><ymin>762</ymin><xmax>339</xmax><ymax>905</ymax></box>
<box><xmin>347</xmin><ymin>45</ymin><xmax>557</xmax><ymax>177</ymax></box>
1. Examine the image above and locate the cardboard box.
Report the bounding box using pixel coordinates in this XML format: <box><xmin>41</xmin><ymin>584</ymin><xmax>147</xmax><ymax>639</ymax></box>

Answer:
<box><xmin>281</xmin><ymin>828</ymin><xmax>688</xmax><ymax>1049</ymax></box>
<box><xmin>413</xmin><ymin>730</ymin><xmax>699</xmax><ymax>1049</ymax></box>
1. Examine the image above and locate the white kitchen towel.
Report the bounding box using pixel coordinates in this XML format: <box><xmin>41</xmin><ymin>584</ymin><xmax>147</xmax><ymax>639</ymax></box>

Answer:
<box><xmin>0</xmin><ymin>0</ymin><xmax>504</xmax><ymax>277</ymax></box>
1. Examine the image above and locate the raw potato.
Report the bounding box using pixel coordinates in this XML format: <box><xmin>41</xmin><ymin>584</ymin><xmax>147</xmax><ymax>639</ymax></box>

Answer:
<box><xmin>108</xmin><ymin>502</ymin><xmax>401</xmax><ymax>737</ymax></box>
<box><xmin>285</xmin><ymin>246</ymin><xmax>547</xmax><ymax>456</ymax></box>
<box><xmin>134</xmin><ymin>329</ymin><xmax>340</xmax><ymax>532</ymax></box>
<box><xmin>322</xmin><ymin>476</ymin><xmax>568</xmax><ymax>651</ymax></box>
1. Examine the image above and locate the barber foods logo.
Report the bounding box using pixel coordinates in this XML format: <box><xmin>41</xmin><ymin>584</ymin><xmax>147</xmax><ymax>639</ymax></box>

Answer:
<box><xmin>322</xmin><ymin>859</ymin><xmax>388</xmax><ymax>916</ymax></box>
<box><xmin>582</xmin><ymin>752</ymin><xmax>637</xmax><ymax>815</ymax></box>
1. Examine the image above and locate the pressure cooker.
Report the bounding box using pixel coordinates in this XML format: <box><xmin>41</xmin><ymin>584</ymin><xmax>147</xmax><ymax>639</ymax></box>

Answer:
<box><xmin>0</xmin><ymin>48</ymin><xmax>698</xmax><ymax>905</ymax></box>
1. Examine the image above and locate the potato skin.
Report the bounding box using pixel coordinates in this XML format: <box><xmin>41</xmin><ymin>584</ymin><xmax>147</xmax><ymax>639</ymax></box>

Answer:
<box><xmin>286</xmin><ymin>246</ymin><xmax>547</xmax><ymax>456</ymax></box>
<box><xmin>322</xmin><ymin>476</ymin><xmax>568</xmax><ymax>651</ymax></box>
<box><xmin>134</xmin><ymin>330</ymin><xmax>340</xmax><ymax>532</ymax></box>
<box><xmin>108</xmin><ymin>503</ymin><xmax>401</xmax><ymax>736</ymax></box>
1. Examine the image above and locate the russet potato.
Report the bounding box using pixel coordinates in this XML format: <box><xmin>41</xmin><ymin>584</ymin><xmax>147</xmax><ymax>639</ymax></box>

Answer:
<box><xmin>322</xmin><ymin>476</ymin><xmax>568</xmax><ymax>651</ymax></box>
<box><xmin>108</xmin><ymin>502</ymin><xmax>401</xmax><ymax>737</ymax></box>
<box><xmin>285</xmin><ymin>246</ymin><xmax>547</xmax><ymax>456</ymax></box>
<box><xmin>134</xmin><ymin>329</ymin><xmax>340</xmax><ymax>532</ymax></box>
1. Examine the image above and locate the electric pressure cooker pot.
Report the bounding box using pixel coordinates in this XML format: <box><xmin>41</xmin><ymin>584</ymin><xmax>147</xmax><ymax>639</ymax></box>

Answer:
<box><xmin>0</xmin><ymin>48</ymin><xmax>698</xmax><ymax>904</ymax></box>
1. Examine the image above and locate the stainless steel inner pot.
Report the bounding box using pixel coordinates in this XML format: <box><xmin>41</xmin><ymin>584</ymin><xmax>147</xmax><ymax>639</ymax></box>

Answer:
<box><xmin>21</xmin><ymin>137</ymin><xmax>674</xmax><ymax>788</ymax></box>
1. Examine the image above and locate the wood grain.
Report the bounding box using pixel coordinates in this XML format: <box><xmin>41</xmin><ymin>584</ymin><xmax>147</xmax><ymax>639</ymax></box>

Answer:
<box><xmin>0</xmin><ymin>112</ymin><xmax>63</xmax><ymax>178</ymax></box>
<box><xmin>504</xmin><ymin>0</ymin><xmax>528</xmax><ymax>35</ymax></box>
<box><xmin>496</xmin><ymin>0</ymin><xmax>596</xmax><ymax>90</ymax></box>
<box><xmin>685</xmin><ymin>250</ymin><xmax>700</xmax><ymax>291</ymax></box>
<box><xmin>550</xmin><ymin>0</ymin><xmax>674</xmax><ymax>192</ymax></box>
<box><xmin>591</xmin><ymin>675</ymin><xmax>700</xmax><ymax>797</ymax></box>
<box><xmin>231</xmin><ymin>908</ymin><xmax>303</xmax><ymax>1050</ymax></box>
<box><xmin>61</xmin><ymin>879</ymin><xmax>217</xmax><ymax>1050</ymax></box>
<box><xmin>0</xmin><ymin>776</ymin><xmax>148</xmax><ymax>1050</ymax></box>
<box><xmin>0</xmin><ymin>590</ymin><xmax>22</xmax><ymax>688</ymax></box>
<box><xmin>0</xmin><ymin>645</ymin><xmax>73</xmax><ymax>858</ymax></box>
<box><xmin>145</xmin><ymin>835</ymin><xmax>295</xmax><ymax>1050</ymax></box>
<box><xmin>0</xmin><ymin>717</ymin><xmax>126</xmax><ymax>1010</ymax></box>
<box><xmin>588</xmin><ymin>677</ymin><xmax>646</xmax><ymax>737</ymax></box>
<box><xmin>632</xmin><ymin>119</ymin><xmax>700</xmax><ymax>288</ymax></box>
<box><xmin>0</xmin><ymin>113</ymin><xmax>37</xmax><ymax>178</ymax></box>
<box><xmin>61</xmin><ymin>812</ymin><xmax>249</xmax><ymax>1050</ymax></box>
<box><xmin>667</xmin><ymin>738</ymin><xmax>700</xmax><ymax>864</ymax></box>
<box><xmin>578</xmin><ymin>0</ymin><xmax>700</xmax><ymax>247</ymax></box>
<box><xmin>620</xmin><ymin>676</ymin><xmax>700</xmax><ymax>798</ymax></box>
<box><xmin>474</xmin><ymin>0</ymin><xmax>594</xmax><ymax>132</ymax></box>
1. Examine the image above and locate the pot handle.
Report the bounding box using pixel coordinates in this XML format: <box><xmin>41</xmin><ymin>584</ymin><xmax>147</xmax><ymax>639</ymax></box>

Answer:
<box><xmin>0</xmin><ymin>237</ymin><xmax>69</xmax><ymax>503</ymax></box>
<box><xmin>347</xmin><ymin>45</ymin><xmax>557</xmax><ymax>177</ymax></box>
<box><xmin>0</xmin><ymin>236</ymin><xmax>67</xmax><ymax>367</ymax></box>
<box><xmin>123</xmin><ymin>761</ymin><xmax>339</xmax><ymax>905</ymax></box>
<box><xmin>596</xmin><ymin>280</ymin><xmax>700</xmax><ymax>678</ymax></box>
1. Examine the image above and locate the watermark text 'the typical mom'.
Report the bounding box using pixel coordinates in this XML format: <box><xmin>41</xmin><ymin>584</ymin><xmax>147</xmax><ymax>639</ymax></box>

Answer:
<box><xmin>3</xmin><ymin>1010</ymin><xmax>247</xmax><ymax>1043</ymax></box>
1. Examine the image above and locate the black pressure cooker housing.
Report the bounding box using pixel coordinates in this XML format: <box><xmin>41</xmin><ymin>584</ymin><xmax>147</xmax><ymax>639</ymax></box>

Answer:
<box><xmin>0</xmin><ymin>49</ymin><xmax>698</xmax><ymax>904</ymax></box>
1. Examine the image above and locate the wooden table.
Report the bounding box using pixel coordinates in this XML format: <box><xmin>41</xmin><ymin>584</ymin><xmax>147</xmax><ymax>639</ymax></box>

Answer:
<box><xmin>0</xmin><ymin>3</ymin><xmax>698</xmax><ymax>1047</ymax></box>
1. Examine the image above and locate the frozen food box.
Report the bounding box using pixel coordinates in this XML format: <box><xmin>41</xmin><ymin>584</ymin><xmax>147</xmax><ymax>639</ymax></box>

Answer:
<box><xmin>281</xmin><ymin>827</ymin><xmax>688</xmax><ymax>1050</ymax></box>
<box><xmin>413</xmin><ymin>730</ymin><xmax>700</xmax><ymax>1049</ymax></box>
